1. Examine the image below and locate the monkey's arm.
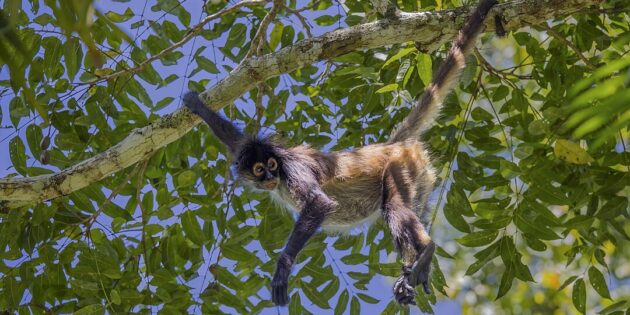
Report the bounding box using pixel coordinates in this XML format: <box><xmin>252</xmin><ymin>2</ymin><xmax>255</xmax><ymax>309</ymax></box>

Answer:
<box><xmin>183</xmin><ymin>91</ymin><xmax>244</xmax><ymax>154</ymax></box>
<box><xmin>271</xmin><ymin>188</ymin><xmax>335</xmax><ymax>306</ymax></box>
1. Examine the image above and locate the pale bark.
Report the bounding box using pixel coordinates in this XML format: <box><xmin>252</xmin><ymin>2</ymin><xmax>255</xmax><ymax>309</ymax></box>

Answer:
<box><xmin>0</xmin><ymin>0</ymin><xmax>603</xmax><ymax>211</ymax></box>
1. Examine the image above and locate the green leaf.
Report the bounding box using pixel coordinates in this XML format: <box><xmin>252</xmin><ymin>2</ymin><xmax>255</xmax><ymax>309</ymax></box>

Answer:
<box><xmin>496</xmin><ymin>262</ymin><xmax>514</xmax><ymax>299</ymax></box>
<box><xmin>289</xmin><ymin>291</ymin><xmax>302</xmax><ymax>314</ymax></box>
<box><xmin>181</xmin><ymin>211</ymin><xmax>205</xmax><ymax>246</ymax></box>
<box><xmin>444</xmin><ymin>202</ymin><xmax>470</xmax><ymax>233</ymax></box>
<box><xmin>74</xmin><ymin>304</ymin><xmax>103</xmax><ymax>314</ymax></box>
<box><xmin>9</xmin><ymin>136</ymin><xmax>27</xmax><ymax>175</ymax></box>
<box><xmin>341</xmin><ymin>253</ymin><xmax>368</xmax><ymax>265</ymax></box>
<box><xmin>597</xmin><ymin>301</ymin><xmax>628</xmax><ymax>314</ymax></box>
<box><xmin>106</xmin><ymin>7</ymin><xmax>134</xmax><ymax>22</ymax></box>
<box><xmin>154</xmin><ymin>96</ymin><xmax>174</xmax><ymax>111</ymax></box>
<box><xmin>416</xmin><ymin>53</ymin><xmax>432</xmax><ymax>85</ymax></box>
<box><xmin>466</xmin><ymin>241</ymin><xmax>500</xmax><ymax>275</ymax></box>
<box><xmin>588</xmin><ymin>267</ymin><xmax>611</xmax><ymax>299</ymax></box>
<box><xmin>514</xmin><ymin>211</ymin><xmax>560</xmax><ymax>240</ymax></box>
<box><xmin>177</xmin><ymin>170</ymin><xmax>197</xmax><ymax>187</ymax></box>
<box><xmin>350</xmin><ymin>296</ymin><xmax>360</xmax><ymax>315</ymax></box>
<box><xmin>457</xmin><ymin>230</ymin><xmax>498</xmax><ymax>247</ymax></box>
<box><xmin>63</xmin><ymin>37</ymin><xmax>83</xmax><ymax>81</ymax></box>
<box><xmin>572</xmin><ymin>278</ymin><xmax>586</xmax><ymax>314</ymax></box>
<box><xmin>492</xmin><ymin>85</ymin><xmax>509</xmax><ymax>101</ymax></box>
<box><xmin>554</xmin><ymin>139</ymin><xmax>594</xmax><ymax>164</ymax></box>
<box><xmin>375</xmin><ymin>83</ymin><xmax>398</xmax><ymax>94</ymax></box>
<box><xmin>559</xmin><ymin>275</ymin><xmax>579</xmax><ymax>291</ymax></box>
<box><xmin>314</xmin><ymin>14</ymin><xmax>339</xmax><ymax>26</ymax></box>
<box><xmin>302</xmin><ymin>280</ymin><xmax>331</xmax><ymax>309</ymax></box>
<box><xmin>25</xmin><ymin>124</ymin><xmax>43</xmax><ymax>158</ymax></box>
<box><xmin>597</xmin><ymin>196</ymin><xmax>628</xmax><ymax>220</ymax></box>
<box><xmin>383</xmin><ymin>47</ymin><xmax>415</xmax><ymax>68</ymax></box>
<box><xmin>196</xmin><ymin>56</ymin><xmax>219</xmax><ymax>74</ymax></box>
<box><xmin>269</xmin><ymin>22</ymin><xmax>283</xmax><ymax>51</ymax></box>
<box><xmin>335</xmin><ymin>290</ymin><xmax>349</xmax><ymax>315</ymax></box>
<box><xmin>110</xmin><ymin>289</ymin><xmax>122</xmax><ymax>305</ymax></box>
<box><xmin>357</xmin><ymin>293</ymin><xmax>379</xmax><ymax>304</ymax></box>
<box><xmin>499</xmin><ymin>159</ymin><xmax>520</xmax><ymax>179</ymax></box>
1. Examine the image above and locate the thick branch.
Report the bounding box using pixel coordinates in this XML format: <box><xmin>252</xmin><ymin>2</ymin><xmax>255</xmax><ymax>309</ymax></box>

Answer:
<box><xmin>0</xmin><ymin>0</ymin><xmax>603</xmax><ymax>210</ymax></box>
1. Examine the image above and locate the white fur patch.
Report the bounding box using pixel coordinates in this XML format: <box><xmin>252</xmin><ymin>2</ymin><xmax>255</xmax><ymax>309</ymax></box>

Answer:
<box><xmin>322</xmin><ymin>209</ymin><xmax>381</xmax><ymax>235</ymax></box>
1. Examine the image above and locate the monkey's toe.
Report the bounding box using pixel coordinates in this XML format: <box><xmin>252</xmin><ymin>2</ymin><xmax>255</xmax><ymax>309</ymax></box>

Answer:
<box><xmin>271</xmin><ymin>280</ymin><xmax>289</xmax><ymax>306</ymax></box>
<box><xmin>393</xmin><ymin>275</ymin><xmax>416</xmax><ymax>305</ymax></box>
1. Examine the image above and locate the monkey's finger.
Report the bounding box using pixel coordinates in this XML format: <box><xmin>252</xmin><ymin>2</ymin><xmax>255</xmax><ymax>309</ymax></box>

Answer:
<box><xmin>272</xmin><ymin>284</ymin><xmax>289</xmax><ymax>306</ymax></box>
<box><xmin>422</xmin><ymin>281</ymin><xmax>431</xmax><ymax>295</ymax></box>
<box><xmin>396</xmin><ymin>292</ymin><xmax>416</xmax><ymax>305</ymax></box>
<box><xmin>397</xmin><ymin>295</ymin><xmax>411</xmax><ymax>305</ymax></box>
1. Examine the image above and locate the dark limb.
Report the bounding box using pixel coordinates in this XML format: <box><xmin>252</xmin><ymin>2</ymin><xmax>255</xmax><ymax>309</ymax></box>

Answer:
<box><xmin>183</xmin><ymin>91</ymin><xmax>244</xmax><ymax>154</ymax></box>
<box><xmin>494</xmin><ymin>14</ymin><xmax>506</xmax><ymax>37</ymax></box>
<box><xmin>271</xmin><ymin>189</ymin><xmax>334</xmax><ymax>306</ymax></box>
<box><xmin>382</xmin><ymin>170</ymin><xmax>435</xmax><ymax>305</ymax></box>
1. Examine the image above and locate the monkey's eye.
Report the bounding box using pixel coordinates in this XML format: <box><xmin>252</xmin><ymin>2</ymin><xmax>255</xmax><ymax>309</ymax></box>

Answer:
<box><xmin>268</xmin><ymin>157</ymin><xmax>278</xmax><ymax>171</ymax></box>
<box><xmin>252</xmin><ymin>162</ymin><xmax>265</xmax><ymax>177</ymax></box>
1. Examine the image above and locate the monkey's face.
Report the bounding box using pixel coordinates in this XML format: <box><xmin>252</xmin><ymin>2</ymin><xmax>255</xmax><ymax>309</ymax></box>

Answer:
<box><xmin>248</xmin><ymin>156</ymin><xmax>280</xmax><ymax>190</ymax></box>
<box><xmin>236</xmin><ymin>139</ymin><xmax>282</xmax><ymax>190</ymax></box>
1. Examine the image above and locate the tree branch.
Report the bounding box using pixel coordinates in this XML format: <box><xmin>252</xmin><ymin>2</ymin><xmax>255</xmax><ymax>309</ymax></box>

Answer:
<box><xmin>0</xmin><ymin>0</ymin><xmax>604</xmax><ymax>211</ymax></box>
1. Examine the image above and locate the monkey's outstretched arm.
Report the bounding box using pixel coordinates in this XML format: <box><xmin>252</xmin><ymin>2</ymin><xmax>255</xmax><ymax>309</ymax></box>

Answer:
<box><xmin>183</xmin><ymin>91</ymin><xmax>244</xmax><ymax>154</ymax></box>
<box><xmin>271</xmin><ymin>189</ymin><xmax>335</xmax><ymax>306</ymax></box>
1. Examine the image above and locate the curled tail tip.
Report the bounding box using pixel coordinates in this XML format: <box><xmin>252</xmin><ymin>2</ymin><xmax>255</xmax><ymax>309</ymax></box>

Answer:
<box><xmin>183</xmin><ymin>91</ymin><xmax>199</xmax><ymax>106</ymax></box>
<box><xmin>183</xmin><ymin>91</ymin><xmax>205</xmax><ymax>113</ymax></box>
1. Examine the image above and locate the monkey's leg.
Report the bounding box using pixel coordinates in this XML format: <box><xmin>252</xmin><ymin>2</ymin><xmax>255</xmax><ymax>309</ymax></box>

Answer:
<box><xmin>382</xmin><ymin>171</ymin><xmax>435</xmax><ymax>305</ymax></box>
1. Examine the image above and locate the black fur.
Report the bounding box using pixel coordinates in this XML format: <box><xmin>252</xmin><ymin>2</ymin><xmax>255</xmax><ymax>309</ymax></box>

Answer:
<box><xmin>184</xmin><ymin>96</ymin><xmax>334</xmax><ymax>305</ymax></box>
<box><xmin>272</xmin><ymin>188</ymin><xmax>334</xmax><ymax>305</ymax></box>
<box><xmin>183</xmin><ymin>91</ymin><xmax>244</xmax><ymax>155</ymax></box>
<box><xmin>235</xmin><ymin>137</ymin><xmax>283</xmax><ymax>177</ymax></box>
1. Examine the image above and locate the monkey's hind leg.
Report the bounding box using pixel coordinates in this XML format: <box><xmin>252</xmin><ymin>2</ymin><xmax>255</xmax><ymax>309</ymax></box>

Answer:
<box><xmin>382</xmin><ymin>169</ymin><xmax>435</xmax><ymax>305</ymax></box>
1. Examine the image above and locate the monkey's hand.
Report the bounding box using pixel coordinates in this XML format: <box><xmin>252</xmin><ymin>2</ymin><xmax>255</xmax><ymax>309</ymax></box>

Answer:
<box><xmin>182</xmin><ymin>91</ymin><xmax>206</xmax><ymax>115</ymax></box>
<box><xmin>271</xmin><ymin>253</ymin><xmax>293</xmax><ymax>306</ymax></box>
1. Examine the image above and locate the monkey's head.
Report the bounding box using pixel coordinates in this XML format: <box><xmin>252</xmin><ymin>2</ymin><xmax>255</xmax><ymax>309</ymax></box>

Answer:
<box><xmin>235</xmin><ymin>138</ymin><xmax>283</xmax><ymax>190</ymax></box>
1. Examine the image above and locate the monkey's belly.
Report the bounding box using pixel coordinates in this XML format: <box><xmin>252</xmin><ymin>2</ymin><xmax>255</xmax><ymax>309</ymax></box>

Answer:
<box><xmin>320</xmin><ymin>175</ymin><xmax>383</xmax><ymax>233</ymax></box>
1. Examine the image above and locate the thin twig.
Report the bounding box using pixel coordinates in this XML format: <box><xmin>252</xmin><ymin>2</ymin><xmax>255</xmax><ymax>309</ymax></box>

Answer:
<box><xmin>83</xmin><ymin>164</ymin><xmax>142</xmax><ymax>230</ymax></box>
<box><xmin>81</xmin><ymin>0</ymin><xmax>268</xmax><ymax>85</ymax></box>
<box><xmin>254</xmin><ymin>84</ymin><xmax>265</xmax><ymax>132</ymax></box>
<box><xmin>474</xmin><ymin>48</ymin><xmax>533</xmax><ymax>80</ymax></box>
<box><xmin>315</xmin><ymin>61</ymin><xmax>333</xmax><ymax>86</ymax></box>
<box><xmin>136</xmin><ymin>159</ymin><xmax>151</xmax><ymax>275</ymax></box>
<box><xmin>246</xmin><ymin>0</ymin><xmax>281</xmax><ymax>59</ymax></box>
<box><xmin>540</xmin><ymin>23</ymin><xmax>597</xmax><ymax>70</ymax></box>
<box><xmin>283</xmin><ymin>4</ymin><xmax>313</xmax><ymax>38</ymax></box>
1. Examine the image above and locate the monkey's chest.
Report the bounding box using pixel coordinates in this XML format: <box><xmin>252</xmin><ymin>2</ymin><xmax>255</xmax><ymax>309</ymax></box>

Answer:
<box><xmin>268</xmin><ymin>176</ymin><xmax>383</xmax><ymax>233</ymax></box>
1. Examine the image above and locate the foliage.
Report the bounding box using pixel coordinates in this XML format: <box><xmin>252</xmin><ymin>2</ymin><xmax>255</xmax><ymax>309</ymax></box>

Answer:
<box><xmin>0</xmin><ymin>0</ymin><xmax>629</xmax><ymax>314</ymax></box>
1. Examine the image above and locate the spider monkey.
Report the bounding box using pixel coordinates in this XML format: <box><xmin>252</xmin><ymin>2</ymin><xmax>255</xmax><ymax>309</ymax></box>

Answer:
<box><xmin>184</xmin><ymin>0</ymin><xmax>497</xmax><ymax>306</ymax></box>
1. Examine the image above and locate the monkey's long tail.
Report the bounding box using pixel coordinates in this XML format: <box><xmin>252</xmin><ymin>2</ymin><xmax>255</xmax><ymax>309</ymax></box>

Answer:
<box><xmin>388</xmin><ymin>0</ymin><xmax>497</xmax><ymax>143</ymax></box>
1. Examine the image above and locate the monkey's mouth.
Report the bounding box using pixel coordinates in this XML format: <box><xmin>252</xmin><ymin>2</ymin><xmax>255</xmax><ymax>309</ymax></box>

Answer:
<box><xmin>261</xmin><ymin>180</ymin><xmax>278</xmax><ymax>190</ymax></box>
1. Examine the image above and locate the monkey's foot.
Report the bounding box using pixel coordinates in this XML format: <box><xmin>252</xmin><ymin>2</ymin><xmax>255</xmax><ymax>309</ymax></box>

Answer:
<box><xmin>393</xmin><ymin>274</ymin><xmax>416</xmax><ymax>305</ymax></box>
<box><xmin>408</xmin><ymin>241</ymin><xmax>435</xmax><ymax>294</ymax></box>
